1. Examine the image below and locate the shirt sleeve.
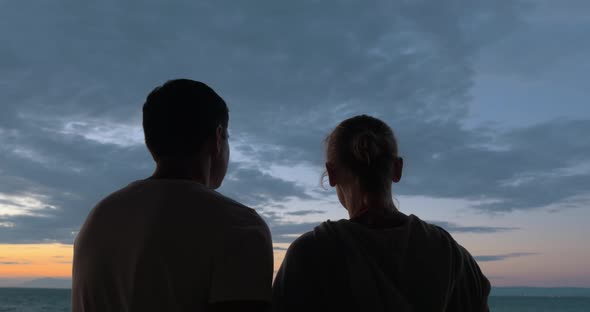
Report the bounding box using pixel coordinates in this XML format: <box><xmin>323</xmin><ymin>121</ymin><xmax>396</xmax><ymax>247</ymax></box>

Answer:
<box><xmin>447</xmin><ymin>245</ymin><xmax>491</xmax><ymax>312</ymax></box>
<box><xmin>209</xmin><ymin>215</ymin><xmax>274</xmax><ymax>304</ymax></box>
<box><xmin>272</xmin><ymin>233</ymin><xmax>323</xmax><ymax>312</ymax></box>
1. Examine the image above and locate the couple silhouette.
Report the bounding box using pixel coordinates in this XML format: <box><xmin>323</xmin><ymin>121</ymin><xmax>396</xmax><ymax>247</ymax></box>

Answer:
<box><xmin>72</xmin><ymin>79</ymin><xmax>490</xmax><ymax>312</ymax></box>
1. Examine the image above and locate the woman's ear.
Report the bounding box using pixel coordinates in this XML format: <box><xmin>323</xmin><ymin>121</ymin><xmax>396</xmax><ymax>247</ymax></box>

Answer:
<box><xmin>326</xmin><ymin>162</ymin><xmax>337</xmax><ymax>187</ymax></box>
<box><xmin>392</xmin><ymin>156</ymin><xmax>403</xmax><ymax>183</ymax></box>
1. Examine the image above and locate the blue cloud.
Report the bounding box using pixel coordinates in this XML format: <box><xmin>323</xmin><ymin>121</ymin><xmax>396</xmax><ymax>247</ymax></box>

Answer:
<box><xmin>474</xmin><ymin>252</ymin><xmax>538</xmax><ymax>262</ymax></box>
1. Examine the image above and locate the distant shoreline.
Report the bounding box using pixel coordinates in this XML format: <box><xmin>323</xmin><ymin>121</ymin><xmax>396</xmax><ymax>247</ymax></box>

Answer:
<box><xmin>490</xmin><ymin>287</ymin><xmax>590</xmax><ymax>297</ymax></box>
<box><xmin>1</xmin><ymin>286</ymin><xmax>589</xmax><ymax>297</ymax></box>
<box><xmin>0</xmin><ymin>287</ymin><xmax>71</xmax><ymax>290</ymax></box>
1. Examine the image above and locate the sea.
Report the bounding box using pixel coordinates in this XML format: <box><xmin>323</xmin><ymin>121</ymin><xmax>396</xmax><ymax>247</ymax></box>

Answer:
<box><xmin>0</xmin><ymin>287</ymin><xmax>589</xmax><ymax>311</ymax></box>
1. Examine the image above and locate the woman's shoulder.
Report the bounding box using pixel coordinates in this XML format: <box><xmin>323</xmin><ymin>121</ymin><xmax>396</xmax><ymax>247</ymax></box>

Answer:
<box><xmin>407</xmin><ymin>214</ymin><xmax>455</xmax><ymax>242</ymax></box>
<box><xmin>285</xmin><ymin>220</ymin><xmax>344</xmax><ymax>258</ymax></box>
<box><xmin>286</xmin><ymin>230</ymin><xmax>319</xmax><ymax>256</ymax></box>
<box><xmin>408</xmin><ymin>215</ymin><xmax>479</xmax><ymax>270</ymax></box>
<box><xmin>279</xmin><ymin>230</ymin><xmax>327</xmax><ymax>280</ymax></box>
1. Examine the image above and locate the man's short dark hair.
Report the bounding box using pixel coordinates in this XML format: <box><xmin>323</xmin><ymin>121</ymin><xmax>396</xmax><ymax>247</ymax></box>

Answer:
<box><xmin>142</xmin><ymin>79</ymin><xmax>229</xmax><ymax>158</ymax></box>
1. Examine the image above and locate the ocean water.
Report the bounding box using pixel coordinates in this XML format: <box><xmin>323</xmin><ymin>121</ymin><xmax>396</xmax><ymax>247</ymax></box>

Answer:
<box><xmin>489</xmin><ymin>296</ymin><xmax>590</xmax><ymax>311</ymax></box>
<box><xmin>0</xmin><ymin>288</ymin><xmax>70</xmax><ymax>312</ymax></box>
<box><xmin>1</xmin><ymin>288</ymin><xmax>590</xmax><ymax>311</ymax></box>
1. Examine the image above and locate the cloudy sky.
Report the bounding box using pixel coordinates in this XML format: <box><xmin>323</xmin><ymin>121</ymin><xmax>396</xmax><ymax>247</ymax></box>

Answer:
<box><xmin>1</xmin><ymin>0</ymin><xmax>589</xmax><ymax>287</ymax></box>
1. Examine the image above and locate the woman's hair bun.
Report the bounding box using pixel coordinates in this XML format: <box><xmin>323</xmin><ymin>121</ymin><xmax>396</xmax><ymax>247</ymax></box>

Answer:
<box><xmin>351</xmin><ymin>130</ymin><xmax>382</xmax><ymax>167</ymax></box>
<box><xmin>324</xmin><ymin>114</ymin><xmax>398</xmax><ymax>192</ymax></box>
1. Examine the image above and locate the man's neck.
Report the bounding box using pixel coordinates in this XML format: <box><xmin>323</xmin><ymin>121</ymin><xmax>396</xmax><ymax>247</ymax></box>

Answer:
<box><xmin>150</xmin><ymin>156</ymin><xmax>210</xmax><ymax>186</ymax></box>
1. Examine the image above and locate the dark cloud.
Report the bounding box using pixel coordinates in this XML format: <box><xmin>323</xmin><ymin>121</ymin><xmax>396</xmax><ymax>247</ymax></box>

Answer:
<box><xmin>477</xmin><ymin>0</ymin><xmax>590</xmax><ymax>77</ymax></box>
<box><xmin>0</xmin><ymin>135</ymin><xmax>152</xmax><ymax>243</ymax></box>
<box><xmin>219</xmin><ymin>166</ymin><xmax>311</xmax><ymax>207</ymax></box>
<box><xmin>0</xmin><ymin>159</ymin><xmax>308</xmax><ymax>243</ymax></box>
<box><xmin>430</xmin><ymin>221</ymin><xmax>519</xmax><ymax>234</ymax></box>
<box><xmin>393</xmin><ymin>118</ymin><xmax>590</xmax><ymax>212</ymax></box>
<box><xmin>265</xmin><ymin>218</ymin><xmax>516</xmax><ymax>244</ymax></box>
<box><xmin>269</xmin><ymin>222</ymin><xmax>322</xmax><ymax>244</ymax></box>
<box><xmin>284</xmin><ymin>210</ymin><xmax>325</xmax><ymax>216</ymax></box>
<box><xmin>0</xmin><ymin>0</ymin><xmax>587</xmax><ymax>245</ymax></box>
<box><xmin>474</xmin><ymin>252</ymin><xmax>538</xmax><ymax>262</ymax></box>
<box><xmin>0</xmin><ymin>261</ymin><xmax>31</xmax><ymax>265</ymax></box>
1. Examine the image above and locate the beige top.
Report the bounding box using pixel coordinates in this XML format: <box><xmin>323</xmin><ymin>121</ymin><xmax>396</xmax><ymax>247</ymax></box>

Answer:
<box><xmin>72</xmin><ymin>179</ymin><xmax>273</xmax><ymax>311</ymax></box>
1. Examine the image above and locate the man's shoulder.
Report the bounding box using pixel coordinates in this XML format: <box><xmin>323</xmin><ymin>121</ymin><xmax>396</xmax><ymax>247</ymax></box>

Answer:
<box><xmin>90</xmin><ymin>179</ymin><xmax>268</xmax><ymax>233</ymax></box>
<box><xmin>207</xmin><ymin>189</ymin><xmax>251</xmax><ymax>211</ymax></box>
<box><xmin>205</xmin><ymin>190</ymin><xmax>267</xmax><ymax>227</ymax></box>
<box><xmin>102</xmin><ymin>179</ymin><xmax>250</xmax><ymax>208</ymax></box>
<box><xmin>93</xmin><ymin>181</ymin><xmax>141</xmax><ymax>206</ymax></box>
<box><xmin>91</xmin><ymin>180</ymin><xmax>262</xmax><ymax>222</ymax></box>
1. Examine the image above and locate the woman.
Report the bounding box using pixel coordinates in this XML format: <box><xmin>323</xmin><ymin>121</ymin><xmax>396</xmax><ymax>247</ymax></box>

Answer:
<box><xmin>272</xmin><ymin>115</ymin><xmax>490</xmax><ymax>312</ymax></box>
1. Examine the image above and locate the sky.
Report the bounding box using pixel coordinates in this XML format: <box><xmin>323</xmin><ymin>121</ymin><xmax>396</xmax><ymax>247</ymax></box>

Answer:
<box><xmin>1</xmin><ymin>0</ymin><xmax>589</xmax><ymax>287</ymax></box>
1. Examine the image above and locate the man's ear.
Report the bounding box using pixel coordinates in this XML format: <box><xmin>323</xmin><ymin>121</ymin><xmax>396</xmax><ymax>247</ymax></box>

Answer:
<box><xmin>392</xmin><ymin>156</ymin><xmax>403</xmax><ymax>183</ymax></box>
<box><xmin>326</xmin><ymin>162</ymin><xmax>337</xmax><ymax>187</ymax></box>
<box><xmin>214</xmin><ymin>125</ymin><xmax>224</xmax><ymax>154</ymax></box>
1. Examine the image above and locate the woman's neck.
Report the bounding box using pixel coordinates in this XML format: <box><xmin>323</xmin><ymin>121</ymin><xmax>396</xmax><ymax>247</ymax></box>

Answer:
<box><xmin>345</xmin><ymin>189</ymin><xmax>397</xmax><ymax>219</ymax></box>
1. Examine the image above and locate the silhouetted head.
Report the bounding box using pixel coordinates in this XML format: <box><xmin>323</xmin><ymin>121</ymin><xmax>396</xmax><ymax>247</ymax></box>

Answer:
<box><xmin>143</xmin><ymin>79</ymin><xmax>229</xmax><ymax>188</ymax></box>
<box><xmin>324</xmin><ymin>115</ymin><xmax>403</xmax><ymax>215</ymax></box>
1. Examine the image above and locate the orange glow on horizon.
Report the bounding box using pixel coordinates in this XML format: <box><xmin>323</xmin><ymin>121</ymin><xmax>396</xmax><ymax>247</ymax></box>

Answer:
<box><xmin>0</xmin><ymin>243</ymin><xmax>290</xmax><ymax>280</ymax></box>
<box><xmin>0</xmin><ymin>243</ymin><xmax>290</xmax><ymax>279</ymax></box>
<box><xmin>1</xmin><ymin>242</ymin><xmax>588</xmax><ymax>287</ymax></box>
<box><xmin>0</xmin><ymin>244</ymin><xmax>72</xmax><ymax>278</ymax></box>
<box><xmin>273</xmin><ymin>243</ymin><xmax>289</xmax><ymax>278</ymax></box>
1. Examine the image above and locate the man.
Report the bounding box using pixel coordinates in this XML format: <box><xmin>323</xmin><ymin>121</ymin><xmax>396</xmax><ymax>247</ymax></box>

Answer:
<box><xmin>72</xmin><ymin>79</ymin><xmax>273</xmax><ymax>311</ymax></box>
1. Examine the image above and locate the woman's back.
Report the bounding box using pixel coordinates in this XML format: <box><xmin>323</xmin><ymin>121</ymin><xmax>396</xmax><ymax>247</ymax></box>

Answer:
<box><xmin>272</xmin><ymin>115</ymin><xmax>490</xmax><ymax>311</ymax></box>
<box><xmin>272</xmin><ymin>213</ymin><xmax>490</xmax><ymax>311</ymax></box>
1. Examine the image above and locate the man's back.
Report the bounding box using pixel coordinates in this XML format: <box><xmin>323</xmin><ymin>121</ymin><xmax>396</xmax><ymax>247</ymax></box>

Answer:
<box><xmin>72</xmin><ymin>179</ymin><xmax>273</xmax><ymax>311</ymax></box>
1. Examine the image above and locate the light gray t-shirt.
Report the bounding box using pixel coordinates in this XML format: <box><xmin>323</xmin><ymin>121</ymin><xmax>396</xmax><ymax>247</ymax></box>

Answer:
<box><xmin>72</xmin><ymin>179</ymin><xmax>273</xmax><ymax>311</ymax></box>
